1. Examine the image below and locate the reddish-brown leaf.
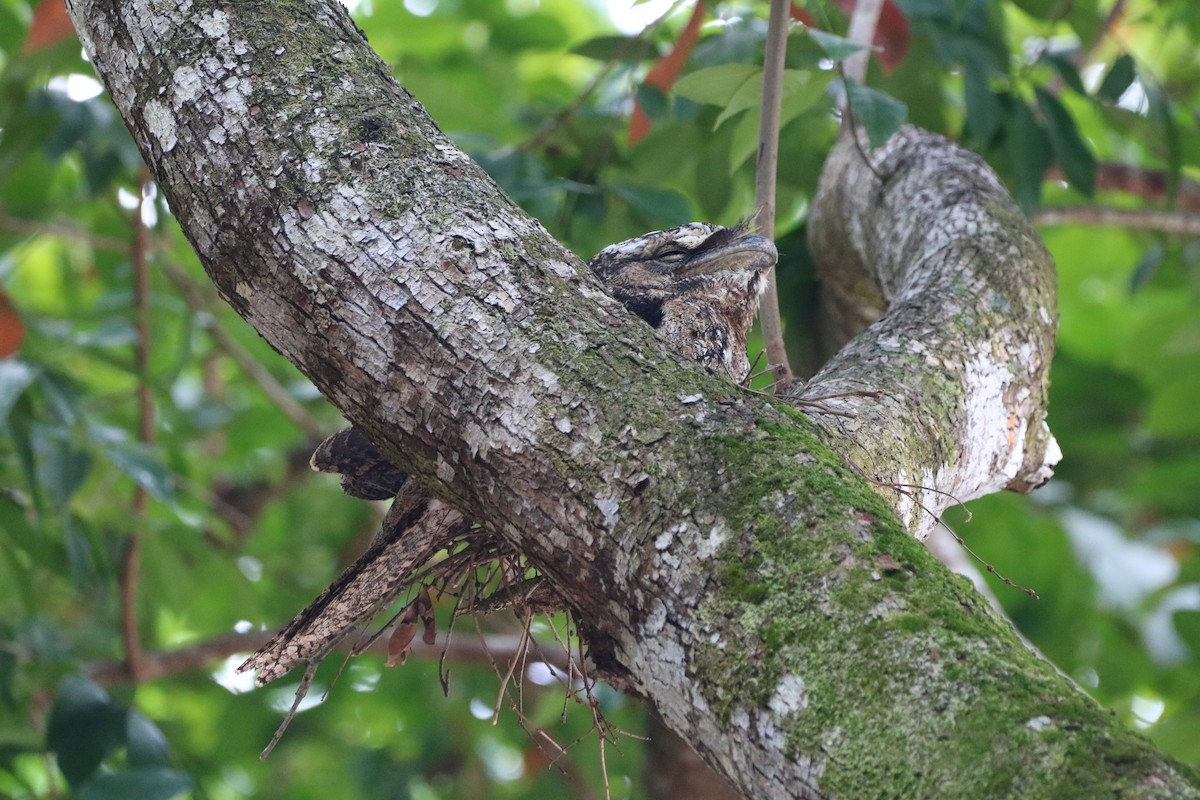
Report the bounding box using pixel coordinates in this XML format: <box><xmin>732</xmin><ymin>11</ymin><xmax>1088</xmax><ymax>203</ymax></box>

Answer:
<box><xmin>0</xmin><ymin>291</ymin><xmax>24</xmax><ymax>359</ymax></box>
<box><xmin>628</xmin><ymin>2</ymin><xmax>707</xmax><ymax>145</ymax></box>
<box><xmin>830</xmin><ymin>0</ymin><xmax>910</xmax><ymax>73</ymax></box>
<box><xmin>23</xmin><ymin>0</ymin><xmax>77</xmax><ymax>54</ymax></box>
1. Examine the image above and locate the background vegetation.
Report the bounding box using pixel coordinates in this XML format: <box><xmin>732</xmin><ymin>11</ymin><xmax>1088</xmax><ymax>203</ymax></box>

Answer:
<box><xmin>1</xmin><ymin>0</ymin><xmax>1198</xmax><ymax>797</ymax></box>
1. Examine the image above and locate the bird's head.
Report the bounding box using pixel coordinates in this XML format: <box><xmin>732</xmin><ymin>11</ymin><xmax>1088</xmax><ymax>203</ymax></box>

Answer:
<box><xmin>588</xmin><ymin>222</ymin><xmax>778</xmax><ymax>383</ymax></box>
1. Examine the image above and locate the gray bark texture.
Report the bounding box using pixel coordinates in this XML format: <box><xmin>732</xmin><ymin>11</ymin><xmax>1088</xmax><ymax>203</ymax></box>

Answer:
<box><xmin>66</xmin><ymin>1</ymin><xmax>1200</xmax><ymax>798</ymax></box>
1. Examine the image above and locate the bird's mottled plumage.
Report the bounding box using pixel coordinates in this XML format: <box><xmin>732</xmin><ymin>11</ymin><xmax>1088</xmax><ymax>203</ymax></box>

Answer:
<box><xmin>243</xmin><ymin>223</ymin><xmax>776</xmax><ymax>686</ymax></box>
<box><xmin>590</xmin><ymin>221</ymin><xmax>775</xmax><ymax>384</ymax></box>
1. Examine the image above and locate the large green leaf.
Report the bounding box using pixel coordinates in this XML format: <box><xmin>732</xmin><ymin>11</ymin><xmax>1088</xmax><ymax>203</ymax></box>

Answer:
<box><xmin>1034</xmin><ymin>87</ymin><xmax>1095</xmax><ymax>196</ymax></box>
<box><xmin>806</xmin><ymin>28</ymin><xmax>872</xmax><ymax>62</ymax></box>
<box><xmin>45</xmin><ymin>677</ymin><xmax>128</xmax><ymax>786</ymax></box>
<box><xmin>98</xmin><ymin>439</ymin><xmax>175</xmax><ymax>503</ymax></box>
<box><xmin>844</xmin><ymin>82</ymin><xmax>908</xmax><ymax>149</ymax></box>
<box><xmin>0</xmin><ymin>360</ymin><xmax>37</xmax><ymax>425</ymax></box>
<box><xmin>77</xmin><ymin>768</ymin><xmax>192</xmax><ymax>800</ymax></box>
<box><xmin>1096</xmin><ymin>54</ymin><xmax>1135</xmax><ymax>103</ymax></box>
<box><xmin>1003</xmin><ymin>97</ymin><xmax>1051</xmax><ymax>215</ymax></box>
<box><xmin>674</xmin><ymin>63</ymin><xmax>762</xmax><ymax>107</ymax></box>
<box><xmin>570</xmin><ymin>35</ymin><xmax>657</xmax><ymax>62</ymax></box>
<box><xmin>961</xmin><ymin>56</ymin><xmax>1000</xmax><ymax>143</ymax></box>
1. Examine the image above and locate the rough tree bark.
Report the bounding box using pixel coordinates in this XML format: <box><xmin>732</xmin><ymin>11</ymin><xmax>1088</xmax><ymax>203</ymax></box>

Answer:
<box><xmin>65</xmin><ymin>1</ymin><xmax>1200</xmax><ymax>798</ymax></box>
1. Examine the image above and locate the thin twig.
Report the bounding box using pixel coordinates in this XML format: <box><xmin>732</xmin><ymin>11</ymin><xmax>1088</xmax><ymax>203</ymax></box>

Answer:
<box><xmin>753</xmin><ymin>0</ymin><xmax>795</xmax><ymax>388</ymax></box>
<box><xmin>517</xmin><ymin>0</ymin><xmax>689</xmax><ymax>153</ymax></box>
<box><xmin>1047</xmin><ymin>162</ymin><xmax>1200</xmax><ymax>211</ymax></box>
<box><xmin>0</xmin><ymin>211</ymin><xmax>133</xmax><ymax>253</ymax></box>
<box><xmin>162</xmin><ymin>263</ymin><xmax>325</xmax><ymax>440</ymax></box>
<box><xmin>0</xmin><ymin>211</ymin><xmax>327</xmax><ymax>439</ymax></box>
<box><xmin>120</xmin><ymin>168</ymin><xmax>153</xmax><ymax>681</ymax></box>
<box><xmin>84</xmin><ymin>626</ymin><xmax>561</xmax><ymax>688</ymax></box>
<box><xmin>1033</xmin><ymin>205</ymin><xmax>1200</xmax><ymax>237</ymax></box>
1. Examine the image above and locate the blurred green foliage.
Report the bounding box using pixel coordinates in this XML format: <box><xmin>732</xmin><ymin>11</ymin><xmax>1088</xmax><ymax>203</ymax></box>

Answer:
<box><xmin>0</xmin><ymin>0</ymin><xmax>1199</xmax><ymax>797</ymax></box>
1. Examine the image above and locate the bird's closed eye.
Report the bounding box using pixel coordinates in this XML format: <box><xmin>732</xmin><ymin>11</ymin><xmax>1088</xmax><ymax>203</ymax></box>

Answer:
<box><xmin>654</xmin><ymin>248</ymin><xmax>691</xmax><ymax>260</ymax></box>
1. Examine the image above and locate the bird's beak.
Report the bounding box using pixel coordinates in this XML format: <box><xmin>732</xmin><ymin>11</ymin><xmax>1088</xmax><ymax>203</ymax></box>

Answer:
<box><xmin>679</xmin><ymin>233</ymin><xmax>777</xmax><ymax>277</ymax></box>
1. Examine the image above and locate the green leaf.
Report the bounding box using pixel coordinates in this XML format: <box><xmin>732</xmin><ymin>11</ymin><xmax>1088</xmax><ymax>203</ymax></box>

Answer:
<box><xmin>38</xmin><ymin>428</ymin><xmax>92</xmax><ymax>509</ymax></box>
<box><xmin>1096</xmin><ymin>54</ymin><xmax>1135</xmax><ymax>103</ymax></box>
<box><xmin>962</xmin><ymin>58</ymin><xmax>1000</xmax><ymax>144</ymax></box>
<box><xmin>807</xmin><ymin>29</ymin><xmax>871</xmax><ymax>62</ymax></box>
<box><xmin>713</xmin><ymin>72</ymin><xmax>763</xmax><ymax>129</ymax></box>
<box><xmin>126</xmin><ymin>711</ymin><xmax>171</xmax><ymax>768</ymax></box>
<box><xmin>1034</xmin><ymin>87</ymin><xmax>1095</xmax><ymax>196</ymax></box>
<box><xmin>1129</xmin><ymin>242</ymin><xmax>1165</xmax><ymax>292</ymax></box>
<box><xmin>570</xmin><ymin>35</ymin><xmax>657</xmax><ymax>62</ymax></box>
<box><xmin>608</xmin><ymin>182</ymin><xmax>692</xmax><ymax>227</ymax></box>
<box><xmin>674</xmin><ymin>64</ymin><xmax>761</xmax><ymax>107</ymax></box>
<box><xmin>1041</xmin><ymin>52</ymin><xmax>1086</xmax><ymax>96</ymax></box>
<box><xmin>712</xmin><ymin>68</ymin><xmax>820</xmax><ymax>131</ymax></box>
<box><xmin>1004</xmin><ymin>98</ymin><xmax>1052</xmax><ymax>213</ymax></box>
<box><xmin>635</xmin><ymin>84</ymin><xmax>669</xmax><ymax>123</ymax></box>
<box><xmin>1142</xmin><ymin>75</ymin><xmax>1180</xmax><ymax>204</ymax></box>
<box><xmin>0</xmin><ymin>360</ymin><xmax>37</xmax><ymax>426</ymax></box>
<box><xmin>844</xmin><ymin>83</ymin><xmax>907</xmax><ymax>149</ymax></box>
<box><xmin>46</xmin><ymin>676</ymin><xmax>128</xmax><ymax>786</ymax></box>
<box><xmin>73</xmin><ymin>318</ymin><xmax>138</xmax><ymax>348</ymax></box>
<box><xmin>695</xmin><ymin>131</ymin><xmax>732</xmax><ymax>218</ymax></box>
<box><xmin>1009</xmin><ymin>0</ymin><xmax>1070</xmax><ymax>19</ymax></box>
<box><xmin>99</xmin><ymin>440</ymin><xmax>175</xmax><ymax>503</ymax></box>
<box><xmin>77</xmin><ymin>767</ymin><xmax>192</xmax><ymax>800</ymax></box>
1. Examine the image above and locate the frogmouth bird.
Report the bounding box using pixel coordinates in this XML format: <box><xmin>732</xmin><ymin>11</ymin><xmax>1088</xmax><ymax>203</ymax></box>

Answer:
<box><xmin>240</xmin><ymin>222</ymin><xmax>777</xmax><ymax>685</ymax></box>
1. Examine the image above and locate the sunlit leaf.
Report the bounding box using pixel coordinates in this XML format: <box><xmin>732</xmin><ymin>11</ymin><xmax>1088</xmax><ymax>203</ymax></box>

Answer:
<box><xmin>571</xmin><ymin>35</ymin><xmax>657</xmax><ymax>62</ymax></box>
<box><xmin>807</xmin><ymin>28</ymin><xmax>871</xmax><ymax>62</ymax></box>
<box><xmin>712</xmin><ymin>71</ymin><xmax>763</xmax><ymax>129</ymax></box>
<box><xmin>674</xmin><ymin>63</ymin><xmax>761</xmax><ymax>106</ymax></box>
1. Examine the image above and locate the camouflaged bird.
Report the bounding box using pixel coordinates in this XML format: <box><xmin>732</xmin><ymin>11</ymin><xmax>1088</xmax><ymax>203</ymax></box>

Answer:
<box><xmin>239</xmin><ymin>222</ymin><xmax>777</xmax><ymax>687</ymax></box>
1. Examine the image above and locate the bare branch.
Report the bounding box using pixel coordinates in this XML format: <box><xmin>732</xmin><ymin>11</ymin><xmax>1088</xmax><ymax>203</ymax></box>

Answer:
<box><xmin>162</xmin><ymin>263</ymin><xmax>326</xmax><ymax>440</ymax></box>
<box><xmin>85</xmin><ymin>627</ymin><xmax>563</xmax><ymax>687</ymax></box>
<box><xmin>119</xmin><ymin>167</ymin><xmax>154</xmax><ymax>681</ymax></box>
<box><xmin>1047</xmin><ymin>162</ymin><xmax>1200</xmax><ymax>211</ymax></box>
<box><xmin>1034</xmin><ymin>205</ymin><xmax>1200</xmax><ymax>237</ymax></box>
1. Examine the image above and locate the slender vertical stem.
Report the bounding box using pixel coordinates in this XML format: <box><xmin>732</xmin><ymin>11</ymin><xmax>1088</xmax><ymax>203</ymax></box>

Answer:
<box><xmin>120</xmin><ymin>168</ymin><xmax>153</xmax><ymax>681</ymax></box>
<box><xmin>754</xmin><ymin>0</ymin><xmax>795</xmax><ymax>388</ymax></box>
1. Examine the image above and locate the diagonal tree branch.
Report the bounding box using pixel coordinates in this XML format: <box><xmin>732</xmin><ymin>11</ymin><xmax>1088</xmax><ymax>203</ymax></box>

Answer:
<box><xmin>65</xmin><ymin>2</ymin><xmax>1197</xmax><ymax>797</ymax></box>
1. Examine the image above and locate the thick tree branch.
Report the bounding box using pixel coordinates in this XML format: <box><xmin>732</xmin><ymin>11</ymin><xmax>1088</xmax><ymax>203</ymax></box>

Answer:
<box><xmin>66</xmin><ymin>2</ymin><xmax>1199</xmax><ymax>797</ymax></box>
<box><xmin>802</xmin><ymin>128</ymin><xmax>1060</xmax><ymax>537</ymax></box>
